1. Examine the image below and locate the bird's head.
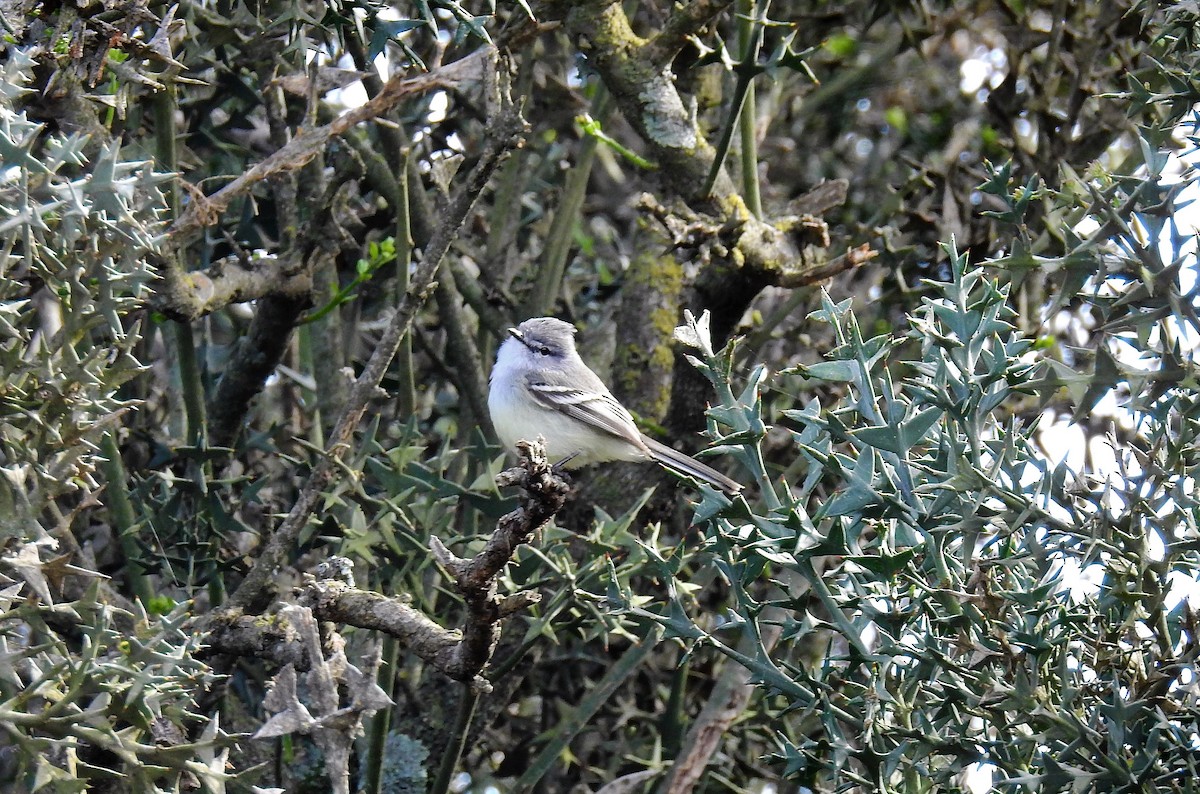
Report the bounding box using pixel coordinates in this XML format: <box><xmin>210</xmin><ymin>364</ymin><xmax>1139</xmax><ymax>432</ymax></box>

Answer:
<box><xmin>506</xmin><ymin>317</ymin><xmax>577</xmax><ymax>361</ymax></box>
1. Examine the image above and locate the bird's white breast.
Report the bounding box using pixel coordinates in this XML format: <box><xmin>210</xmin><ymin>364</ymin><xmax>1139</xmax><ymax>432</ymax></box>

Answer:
<box><xmin>487</xmin><ymin>337</ymin><xmax>646</xmax><ymax>467</ymax></box>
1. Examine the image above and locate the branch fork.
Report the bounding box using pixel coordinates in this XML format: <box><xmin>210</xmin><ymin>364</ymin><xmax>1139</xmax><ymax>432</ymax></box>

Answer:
<box><xmin>201</xmin><ymin>441</ymin><xmax>567</xmax><ymax>694</ymax></box>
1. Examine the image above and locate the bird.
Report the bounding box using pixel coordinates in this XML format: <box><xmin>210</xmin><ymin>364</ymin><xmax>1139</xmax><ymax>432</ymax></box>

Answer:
<box><xmin>487</xmin><ymin>317</ymin><xmax>742</xmax><ymax>494</ymax></box>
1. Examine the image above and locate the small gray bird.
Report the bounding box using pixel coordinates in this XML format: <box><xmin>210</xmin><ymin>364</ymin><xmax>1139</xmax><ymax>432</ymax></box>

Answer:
<box><xmin>488</xmin><ymin>317</ymin><xmax>741</xmax><ymax>494</ymax></box>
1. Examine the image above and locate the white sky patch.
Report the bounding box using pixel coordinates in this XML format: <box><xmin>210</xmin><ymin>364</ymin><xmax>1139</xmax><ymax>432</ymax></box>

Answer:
<box><xmin>959</xmin><ymin>59</ymin><xmax>992</xmax><ymax>95</ymax></box>
<box><xmin>428</xmin><ymin>90</ymin><xmax>449</xmax><ymax>124</ymax></box>
<box><xmin>1167</xmin><ymin>570</ymin><xmax>1200</xmax><ymax>609</ymax></box>
<box><xmin>1036</xmin><ymin>418</ymin><xmax>1101</xmax><ymax>474</ymax></box>
<box><xmin>335</xmin><ymin>81</ymin><xmax>369</xmax><ymax>107</ymax></box>
<box><xmin>1056</xmin><ymin>556</ymin><xmax>1104</xmax><ymax>603</ymax></box>
<box><xmin>1073</xmin><ymin>214</ymin><xmax>1101</xmax><ymax>238</ymax></box>
<box><xmin>965</xmin><ymin>761</ymin><xmax>993</xmax><ymax>793</ymax></box>
<box><xmin>959</xmin><ymin>46</ymin><xmax>1008</xmax><ymax>95</ymax></box>
<box><xmin>335</xmin><ymin>48</ymin><xmax>370</xmax><ymax>108</ymax></box>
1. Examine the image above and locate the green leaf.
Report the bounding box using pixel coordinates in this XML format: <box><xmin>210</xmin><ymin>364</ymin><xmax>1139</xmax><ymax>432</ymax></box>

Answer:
<box><xmin>852</xmin><ymin>406</ymin><xmax>942</xmax><ymax>454</ymax></box>
<box><xmin>793</xmin><ymin>360</ymin><xmax>859</xmax><ymax>382</ymax></box>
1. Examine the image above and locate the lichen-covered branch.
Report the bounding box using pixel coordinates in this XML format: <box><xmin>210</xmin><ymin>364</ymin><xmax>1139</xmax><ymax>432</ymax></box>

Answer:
<box><xmin>556</xmin><ymin>3</ymin><xmax>867</xmax><ymax>428</ymax></box>
<box><xmin>307</xmin><ymin>581</ymin><xmax>463</xmax><ymax>659</ymax></box>
<box><xmin>563</xmin><ymin>2</ymin><xmax>722</xmax><ymax>201</ymax></box>
<box><xmin>636</xmin><ymin>179</ymin><xmax>865</xmax><ymax>295</ymax></box>
<box><xmin>150</xmin><ymin>253</ymin><xmax>312</xmax><ymax>322</ymax></box>
<box><xmin>200</xmin><ymin>579</ymin><xmax>462</xmax><ymax>677</ymax></box>
<box><xmin>200</xmin><ymin>611</ymin><xmax>312</xmax><ymax>670</ymax></box>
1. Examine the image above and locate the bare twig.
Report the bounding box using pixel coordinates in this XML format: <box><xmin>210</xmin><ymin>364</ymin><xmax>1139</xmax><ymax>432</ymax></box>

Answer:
<box><xmin>201</xmin><ymin>579</ymin><xmax>460</xmax><ymax>675</ymax></box>
<box><xmin>645</xmin><ymin>0</ymin><xmax>734</xmax><ymax>66</ymax></box>
<box><xmin>306</xmin><ymin>581</ymin><xmax>464</xmax><ymax>667</ymax></box>
<box><xmin>772</xmin><ymin>243</ymin><xmax>879</xmax><ymax>288</ymax></box>
<box><xmin>166</xmin><ymin>48</ymin><xmax>496</xmax><ymax>242</ymax></box>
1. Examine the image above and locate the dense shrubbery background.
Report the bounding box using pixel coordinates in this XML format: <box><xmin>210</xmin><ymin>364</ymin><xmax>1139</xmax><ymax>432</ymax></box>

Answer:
<box><xmin>2</xmin><ymin>1</ymin><xmax>1200</xmax><ymax>791</ymax></box>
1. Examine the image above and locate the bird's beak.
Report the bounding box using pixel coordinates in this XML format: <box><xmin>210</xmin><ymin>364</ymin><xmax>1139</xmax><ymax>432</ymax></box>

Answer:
<box><xmin>507</xmin><ymin>327</ymin><xmax>523</xmax><ymax>341</ymax></box>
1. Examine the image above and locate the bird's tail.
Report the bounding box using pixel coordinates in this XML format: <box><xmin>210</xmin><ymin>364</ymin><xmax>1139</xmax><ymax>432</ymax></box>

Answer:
<box><xmin>642</xmin><ymin>436</ymin><xmax>742</xmax><ymax>494</ymax></box>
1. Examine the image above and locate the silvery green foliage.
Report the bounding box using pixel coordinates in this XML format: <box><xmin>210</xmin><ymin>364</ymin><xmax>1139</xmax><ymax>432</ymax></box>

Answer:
<box><xmin>0</xmin><ymin>49</ymin><xmax>164</xmax><ymax>542</ymax></box>
<box><xmin>609</xmin><ymin>227</ymin><xmax>1200</xmax><ymax>790</ymax></box>
<box><xmin>0</xmin><ymin>595</ymin><xmax>230</xmax><ymax>791</ymax></box>
<box><xmin>0</xmin><ymin>52</ymin><xmax>230</xmax><ymax>792</ymax></box>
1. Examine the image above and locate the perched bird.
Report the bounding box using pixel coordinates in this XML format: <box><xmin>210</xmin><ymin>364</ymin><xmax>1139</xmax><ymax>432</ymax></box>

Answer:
<box><xmin>488</xmin><ymin>317</ymin><xmax>741</xmax><ymax>494</ymax></box>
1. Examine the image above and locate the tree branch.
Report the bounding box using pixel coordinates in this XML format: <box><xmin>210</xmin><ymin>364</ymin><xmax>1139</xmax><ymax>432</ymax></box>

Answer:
<box><xmin>201</xmin><ymin>441</ymin><xmax>567</xmax><ymax>692</ymax></box>
<box><xmin>149</xmin><ymin>253</ymin><xmax>312</xmax><ymax>322</ymax></box>
<box><xmin>429</xmin><ymin>439</ymin><xmax>569</xmax><ymax>688</ymax></box>
<box><xmin>208</xmin><ymin>291</ymin><xmax>313</xmax><ymax>448</ymax></box>
<box><xmin>645</xmin><ymin>0</ymin><xmax>735</xmax><ymax>67</ymax></box>
<box><xmin>165</xmin><ymin>48</ymin><xmax>496</xmax><ymax>242</ymax></box>
<box><xmin>222</xmin><ymin>77</ymin><xmax>527</xmax><ymax>614</ymax></box>
<box><xmin>562</xmin><ymin>4</ymin><xmax>860</xmax><ymax>317</ymax></box>
<box><xmin>564</xmin><ymin>2</ymin><xmax>722</xmax><ymax>201</ymax></box>
<box><xmin>151</xmin><ymin>48</ymin><xmax>497</xmax><ymax>325</ymax></box>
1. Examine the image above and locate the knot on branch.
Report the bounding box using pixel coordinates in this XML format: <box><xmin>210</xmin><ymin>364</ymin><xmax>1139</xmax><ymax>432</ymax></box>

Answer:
<box><xmin>314</xmin><ymin>555</ymin><xmax>356</xmax><ymax>586</ymax></box>
<box><xmin>431</xmin><ymin>437</ymin><xmax>568</xmax><ymax>591</ymax></box>
<box><xmin>638</xmin><ymin>180</ymin><xmax>874</xmax><ymax>287</ymax></box>
<box><xmin>501</xmin><ymin>436</ymin><xmax>572</xmax><ymax>521</ymax></box>
<box><xmin>638</xmin><ymin>192</ymin><xmax>746</xmax><ymax>263</ymax></box>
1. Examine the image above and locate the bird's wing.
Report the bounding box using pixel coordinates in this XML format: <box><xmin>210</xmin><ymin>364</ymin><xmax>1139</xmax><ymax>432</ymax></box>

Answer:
<box><xmin>525</xmin><ymin>379</ymin><xmax>649</xmax><ymax>451</ymax></box>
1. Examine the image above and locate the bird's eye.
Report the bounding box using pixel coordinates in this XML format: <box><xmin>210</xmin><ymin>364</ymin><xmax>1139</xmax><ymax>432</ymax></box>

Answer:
<box><xmin>538</xmin><ymin>346</ymin><xmax>552</xmax><ymax>356</ymax></box>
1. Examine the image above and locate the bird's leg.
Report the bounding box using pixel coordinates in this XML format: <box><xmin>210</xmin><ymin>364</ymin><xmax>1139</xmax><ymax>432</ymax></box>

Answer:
<box><xmin>551</xmin><ymin>451</ymin><xmax>580</xmax><ymax>473</ymax></box>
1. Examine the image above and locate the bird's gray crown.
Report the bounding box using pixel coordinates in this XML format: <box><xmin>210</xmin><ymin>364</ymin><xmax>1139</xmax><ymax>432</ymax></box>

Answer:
<box><xmin>510</xmin><ymin>317</ymin><xmax>577</xmax><ymax>355</ymax></box>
